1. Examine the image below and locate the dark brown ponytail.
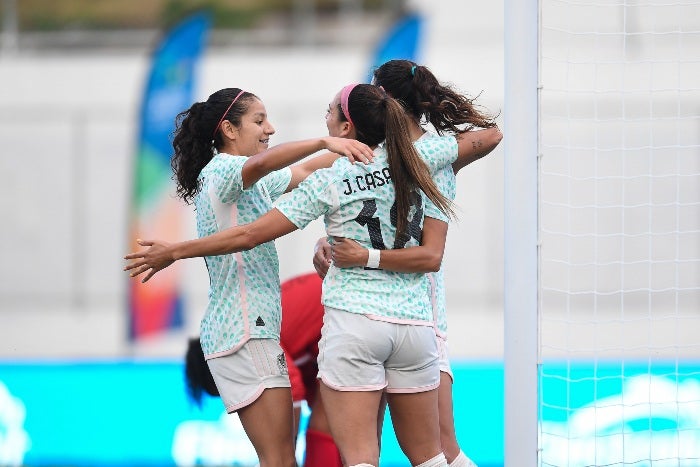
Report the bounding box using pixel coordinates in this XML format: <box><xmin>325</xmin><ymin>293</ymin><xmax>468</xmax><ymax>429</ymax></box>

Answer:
<box><xmin>373</xmin><ymin>59</ymin><xmax>497</xmax><ymax>135</ymax></box>
<box><xmin>345</xmin><ymin>84</ymin><xmax>454</xmax><ymax>238</ymax></box>
<box><xmin>171</xmin><ymin>88</ymin><xmax>257</xmax><ymax>204</ymax></box>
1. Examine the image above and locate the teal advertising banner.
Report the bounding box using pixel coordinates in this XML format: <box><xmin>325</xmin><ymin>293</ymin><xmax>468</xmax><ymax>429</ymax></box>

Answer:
<box><xmin>0</xmin><ymin>361</ymin><xmax>697</xmax><ymax>466</ymax></box>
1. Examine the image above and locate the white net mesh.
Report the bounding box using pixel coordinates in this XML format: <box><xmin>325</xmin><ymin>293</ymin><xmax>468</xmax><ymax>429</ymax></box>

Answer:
<box><xmin>538</xmin><ymin>1</ymin><xmax>700</xmax><ymax>465</ymax></box>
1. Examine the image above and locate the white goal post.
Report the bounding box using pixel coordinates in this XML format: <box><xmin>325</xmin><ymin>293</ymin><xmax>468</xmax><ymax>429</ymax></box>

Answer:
<box><xmin>505</xmin><ymin>1</ymin><xmax>700</xmax><ymax>466</ymax></box>
<box><xmin>504</xmin><ymin>0</ymin><xmax>539</xmax><ymax>466</ymax></box>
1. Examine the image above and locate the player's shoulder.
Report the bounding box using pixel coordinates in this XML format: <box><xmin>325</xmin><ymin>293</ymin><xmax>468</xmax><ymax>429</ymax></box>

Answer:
<box><xmin>415</xmin><ymin>131</ymin><xmax>457</xmax><ymax>149</ymax></box>
<box><xmin>203</xmin><ymin>153</ymin><xmax>246</xmax><ymax>174</ymax></box>
<box><xmin>313</xmin><ymin>155</ymin><xmax>363</xmax><ymax>183</ymax></box>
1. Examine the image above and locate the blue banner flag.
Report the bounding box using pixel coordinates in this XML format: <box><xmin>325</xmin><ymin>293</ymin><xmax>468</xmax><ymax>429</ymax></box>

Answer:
<box><xmin>366</xmin><ymin>13</ymin><xmax>423</xmax><ymax>83</ymax></box>
<box><xmin>128</xmin><ymin>12</ymin><xmax>211</xmax><ymax>340</ymax></box>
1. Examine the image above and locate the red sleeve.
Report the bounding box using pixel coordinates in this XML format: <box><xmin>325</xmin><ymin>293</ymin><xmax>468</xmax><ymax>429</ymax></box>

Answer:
<box><xmin>280</xmin><ymin>273</ymin><xmax>325</xmax><ymax>404</ymax></box>
<box><xmin>280</xmin><ymin>273</ymin><xmax>324</xmax><ymax>361</ymax></box>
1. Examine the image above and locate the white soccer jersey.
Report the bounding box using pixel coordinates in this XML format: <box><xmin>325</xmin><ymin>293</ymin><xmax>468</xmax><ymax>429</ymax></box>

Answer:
<box><xmin>194</xmin><ymin>153</ymin><xmax>292</xmax><ymax>358</ymax></box>
<box><xmin>421</xmin><ymin>133</ymin><xmax>459</xmax><ymax>338</ymax></box>
<box><xmin>276</xmin><ymin>136</ymin><xmax>457</xmax><ymax>324</ymax></box>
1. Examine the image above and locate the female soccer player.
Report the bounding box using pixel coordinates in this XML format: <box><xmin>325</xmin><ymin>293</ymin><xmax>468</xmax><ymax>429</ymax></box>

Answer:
<box><xmin>314</xmin><ymin>60</ymin><xmax>503</xmax><ymax>467</ymax></box>
<box><xmin>161</xmin><ymin>86</ymin><xmax>373</xmax><ymax>467</ymax></box>
<box><xmin>185</xmin><ymin>272</ymin><xmax>342</xmax><ymax>467</ymax></box>
<box><xmin>125</xmin><ymin>83</ymin><xmax>456</xmax><ymax>467</ymax></box>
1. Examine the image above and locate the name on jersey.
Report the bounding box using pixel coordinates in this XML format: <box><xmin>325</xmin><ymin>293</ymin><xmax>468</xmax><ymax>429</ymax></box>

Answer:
<box><xmin>342</xmin><ymin>168</ymin><xmax>392</xmax><ymax>195</ymax></box>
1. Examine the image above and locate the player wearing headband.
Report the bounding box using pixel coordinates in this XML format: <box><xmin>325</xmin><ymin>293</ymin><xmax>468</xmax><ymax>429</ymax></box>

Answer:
<box><xmin>155</xmin><ymin>87</ymin><xmax>372</xmax><ymax>467</ymax></box>
<box><xmin>125</xmin><ymin>83</ymin><xmax>457</xmax><ymax>466</ymax></box>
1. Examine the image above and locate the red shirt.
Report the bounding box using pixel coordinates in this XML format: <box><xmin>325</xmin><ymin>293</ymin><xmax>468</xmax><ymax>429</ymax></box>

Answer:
<box><xmin>279</xmin><ymin>273</ymin><xmax>325</xmax><ymax>403</ymax></box>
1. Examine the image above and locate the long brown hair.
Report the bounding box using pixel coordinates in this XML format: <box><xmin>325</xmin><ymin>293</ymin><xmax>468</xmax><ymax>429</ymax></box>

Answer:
<box><xmin>171</xmin><ymin>88</ymin><xmax>258</xmax><ymax>204</ymax></box>
<box><xmin>341</xmin><ymin>84</ymin><xmax>454</xmax><ymax>237</ymax></box>
<box><xmin>373</xmin><ymin>59</ymin><xmax>497</xmax><ymax>134</ymax></box>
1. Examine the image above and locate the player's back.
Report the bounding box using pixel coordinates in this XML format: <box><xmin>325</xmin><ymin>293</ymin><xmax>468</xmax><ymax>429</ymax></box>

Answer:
<box><xmin>317</xmin><ymin>148</ymin><xmax>430</xmax><ymax>323</ymax></box>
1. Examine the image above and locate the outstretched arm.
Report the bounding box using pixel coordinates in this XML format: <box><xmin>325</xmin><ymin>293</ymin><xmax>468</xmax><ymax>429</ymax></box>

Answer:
<box><xmin>125</xmin><ymin>209</ymin><xmax>297</xmax><ymax>282</ymax></box>
<box><xmin>452</xmin><ymin>126</ymin><xmax>503</xmax><ymax>174</ymax></box>
<box><xmin>330</xmin><ymin>217</ymin><xmax>448</xmax><ymax>273</ymax></box>
<box><xmin>242</xmin><ymin>137</ymin><xmax>373</xmax><ymax>189</ymax></box>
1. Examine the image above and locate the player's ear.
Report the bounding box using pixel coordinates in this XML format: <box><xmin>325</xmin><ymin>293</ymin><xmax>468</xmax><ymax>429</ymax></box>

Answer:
<box><xmin>220</xmin><ymin>120</ymin><xmax>238</xmax><ymax>140</ymax></box>
<box><xmin>339</xmin><ymin>121</ymin><xmax>354</xmax><ymax>139</ymax></box>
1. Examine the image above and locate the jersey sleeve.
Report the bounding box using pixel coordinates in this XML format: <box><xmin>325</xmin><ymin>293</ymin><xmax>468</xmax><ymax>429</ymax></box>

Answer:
<box><xmin>417</xmin><ymin>134</ymin><xmax>459</xmax><ymax>173</ymax></box>
<box><xmin>212</xmin><ymin>156</ymin><xmax>247</xmax><ymax>204</ymax></box>
<box><xmin>424</xmin><ymin>163</ymin><xmax>457</xmax><ymax>222</ymax></box>
<box><xmin>424</xmin><ymin>197</ymin><xmax>450</xmax><ymax>223</ymax></box>
<box><xmin>260</xmin><ymin>167</ymin><xmax>293</xmax><ymax>202</ymax></box>
<box><xmin>275</xmin><ymin>167</ymin><xmax>334</xmax><ymax>230</ymax></box>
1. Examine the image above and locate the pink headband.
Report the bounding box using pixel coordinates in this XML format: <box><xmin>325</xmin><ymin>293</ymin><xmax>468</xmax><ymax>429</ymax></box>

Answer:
<box><xmin>340</xmin><ymin>83</ymin><xmax>359</xmax><ymax>127</ymax></box>
<box><xmin>213</xmin><ymin>89</ymin><xmax>246</xmax><ymax>137</ymax></box>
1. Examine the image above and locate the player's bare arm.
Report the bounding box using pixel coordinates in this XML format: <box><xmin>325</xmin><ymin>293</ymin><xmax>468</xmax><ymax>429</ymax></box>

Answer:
<box><xmin>331</xmin><ymin>217</ymin><xmax>448</xmax><ymax>273</ymax></box>
<box><xmin>452</xmin><ymin>126</ymin><xmax>503</xmax><ymax>173</ymax></box>
<box><xmin>125</xmin><ymin>209</ymin><xmax>297</xmax><ymax>282</ymax></box>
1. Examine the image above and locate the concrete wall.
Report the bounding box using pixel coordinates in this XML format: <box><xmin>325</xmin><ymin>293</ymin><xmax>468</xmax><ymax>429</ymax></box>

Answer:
<box><xmin>0</xmin><ymin>1</ymin><xmax>506</xmax><ymax>359</ymax></box>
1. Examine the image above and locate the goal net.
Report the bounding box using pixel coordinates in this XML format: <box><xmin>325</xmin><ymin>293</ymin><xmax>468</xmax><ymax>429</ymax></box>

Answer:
<box><xmin>537</xmin><ymin>1</ymin><xmax>700</xmax><ymax>465</ymax></box>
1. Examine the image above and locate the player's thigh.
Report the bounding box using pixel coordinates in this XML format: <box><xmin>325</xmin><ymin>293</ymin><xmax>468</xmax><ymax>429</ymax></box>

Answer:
<box><xmin>319</xmin><ymin>381</ymin><xmax>383</xmax><ymax>466</ymax></box>
<box><xmin>307</xmin><ymin>384</ymin><xmax>331</xmax><ymax>433</ymax></box>
<box><xmin>238</xmin><ymin>387</ymin><xmax>296</xmax><ymax>460</ymax></box>
<box><xmin>386</xmin><ymin>389</ymin><xmax>442</xmax><ymax>466</ymax></box>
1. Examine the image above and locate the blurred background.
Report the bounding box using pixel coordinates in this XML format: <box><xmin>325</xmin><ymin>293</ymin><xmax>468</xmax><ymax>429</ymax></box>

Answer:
<box><xmin>3</xmin><ymin>1</ymin><xmax>697</xmax><ymax>466</ymax></box>
<box><xmin>0</xmin><ymin>0</ymin><xmax>505</xmax><ymax>360</ymax></box>
<box><xmin>0</xmin><ymin>1</ymin><xmax>506</xmax><ymax>465</ymax></box>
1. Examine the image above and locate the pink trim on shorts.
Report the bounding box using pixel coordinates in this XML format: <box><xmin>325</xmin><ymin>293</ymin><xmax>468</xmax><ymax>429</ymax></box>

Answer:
<box><xmin>224</xmin><ymin>384</ymin><xmax>266</xmax><ymax>413</ymax></box>
<box><xmin>363</xmin><ymin>313</ymin><xmax>434</xmax><ymax>327</ymax></box>
<box><xmin>384</xmin><ymin>380</ymin><xmax>440</xmax><ymax>394</ymax></box>
<box><xmin>319</xmin><ymin>376</ymin><xmax>387</xmax><ymax>393</ymax></box>
<box><xmin>205</xmin><ymin>337</ymin><xmax>249</xmax><ymax>359</ymax></box>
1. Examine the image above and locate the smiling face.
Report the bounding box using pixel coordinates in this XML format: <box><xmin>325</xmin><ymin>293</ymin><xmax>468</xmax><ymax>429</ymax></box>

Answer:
<box><xmin>225</xmin><ymin>97</ymin><xmax>275</xmax><ymax>156</ymax></box>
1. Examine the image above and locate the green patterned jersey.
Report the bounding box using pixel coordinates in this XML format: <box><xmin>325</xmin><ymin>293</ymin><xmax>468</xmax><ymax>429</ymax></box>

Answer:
<box><xmin>194</xmin><ymin>153</ymin><xmax>291</xmax><ymax>358</ymax></box>
<box><xmin>276</xmin><ymin>137</ymin><xmax>457</xmax><ymax>323</ymax></box>
<box><xmin>416</xmin><ymin>133</ymin><xmax>457</xmax><ymax>338</ymax></box>
<box><xmin>421</xmin><ymin>134</ymin><xmax>459</xmax><ymax>337</ymax></box>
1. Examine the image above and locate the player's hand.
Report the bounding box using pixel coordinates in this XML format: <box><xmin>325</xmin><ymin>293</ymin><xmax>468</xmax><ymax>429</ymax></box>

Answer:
<box><xmin>312</xmin><ymin>237</ymin><xmax>332</xmax><ymax>278</ymax></box>
<box><xmin>331</xmin><ymin>237</ymin><xmax>367</xmax><ymax>268</ymax></box>
<box><xmin>323</xmin><ymin>137</ymin><xmax>374</xmax><ymax>164</ymax></box>
<box><xmin>124</xmin><ymin>239</ymin><xmax>175</xmax><ymax>283</ymax></box>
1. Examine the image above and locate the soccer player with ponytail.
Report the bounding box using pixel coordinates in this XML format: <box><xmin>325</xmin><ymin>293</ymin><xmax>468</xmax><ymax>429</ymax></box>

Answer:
<box><xmin>315</xmin><ymin>60</ymin><xmax>503</xmax><ymax>467</ymax></box>
<box><xmin>148</xmin><ymin>86</ymin><xmax>372</xmax><ymax>467</ymax></box>
<box><xmin>126</xmin><ymin>83</ymin><xmax>458</xmax><ymax>466</ymax></box>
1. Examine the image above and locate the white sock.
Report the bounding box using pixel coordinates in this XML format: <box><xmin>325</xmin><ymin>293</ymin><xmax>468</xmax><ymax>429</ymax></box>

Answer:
<box><xmin>349</xmin><ymin>464</ymin><xmax>376</xmax><ymax>467</ymax></box>
<box><xmin>415</xmin><ymin>453</ymin><xmax>448</xmax><ymax>467</ymax></box>
<box><xmin>449</xmin><ymin>451</ymin><xmax>478</xmax><ymax>467</ymax></box>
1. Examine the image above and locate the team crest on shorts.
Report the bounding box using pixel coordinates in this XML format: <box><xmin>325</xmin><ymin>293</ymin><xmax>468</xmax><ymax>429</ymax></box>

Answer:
<box><xmin>276</xmin><ymin>353</ymin><xmax>288</xmax><ymax>374</ymax></box>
